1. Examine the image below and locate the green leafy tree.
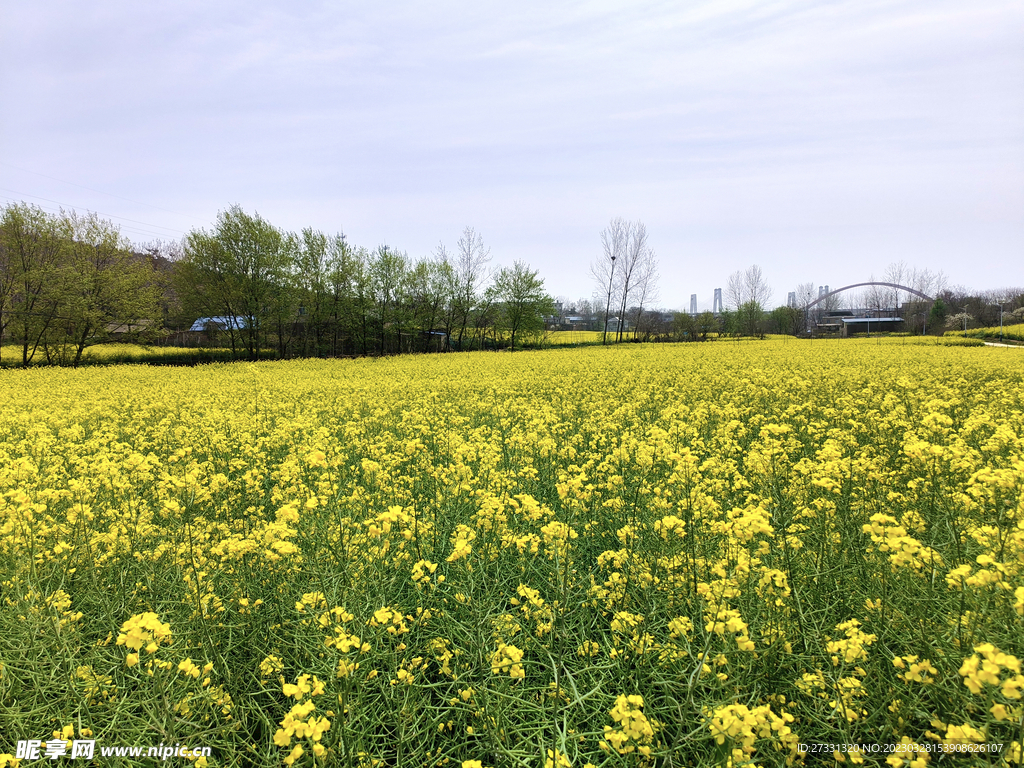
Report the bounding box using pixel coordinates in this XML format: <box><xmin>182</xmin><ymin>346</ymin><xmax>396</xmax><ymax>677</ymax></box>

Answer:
<box><xmin>340</xmin><ymin>245</ymin><xmax>373</xmax><ymax>356</ymax></box>
<box><xmin>491</xmin><ymin>261</ymin><xmax>554</xmax><ymax>351</ymax></box>
<box><xmin>736</xmin><ymin>300</ymin><xmax>766</xmax><ymax>338</ymax></box>
<box><xmin>672</xmin><ymin>312</ymin><xmax>695</xmax><ymax>341</ymax></box>
<box><xmin>769</xmin><ymin>305</ymin><xmax>800</xmax><ymax>336</ymax></box>
<box><xmin>431</xmin><ymin>250</ymin><xmax>458</xmax><ymax>349</ymax></box>
<box><xmin>291</xmin><ymin>228</ymin><xmax>332</xmax><ymax>358</ymax></box>
<box><xmin>929</xmin><ymin>298</ymin><xmax>948</xmax><ymax>333</ymax></box>
<box><xmin>719</xmin><ymin>308</ymin><xmax>738</xmax><ymax>337</ymax></box>
<box><xmin>46</xmin><ymin>211</ymin><xmax>161</xmax><ymax>366</ymax></box>
<box><xmin>0</xmin><ymin>203</ymin><xmax>67</xmax><ymax>365</ymax></box>
<box><xmin>0</xmin><ymin>203</ymin><xmax>159</xmax><ymax>366</ymax></box>
<box><xmin>368</xmin><ymin>245</ymin><xmax>410</xmax><ymax>355</ymax></box>
<box><xmin>177</xmin><ymin>228</ymin><xmax>241</xmax><ymax>355</ymax></box>
<box><xmin>179</xmin><ymin>206</ymin><xmax>290</xmax><ymax>360</ymax></box>
<box><xmin>407</xmin><ymin>257</ymin><xmax>449</xmax><ymax>352</ymax></box>
<box><xmin>694</xmin><ymin>311</ymin><xmax>718</xmax><ymax>341</ymax></box>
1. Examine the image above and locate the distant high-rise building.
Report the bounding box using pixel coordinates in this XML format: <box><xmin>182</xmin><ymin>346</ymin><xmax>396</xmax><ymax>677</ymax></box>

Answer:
<box><xmin>787</xmin><ymin>291</ymin><xmax>796</xmax><ymax>308</ymax></box>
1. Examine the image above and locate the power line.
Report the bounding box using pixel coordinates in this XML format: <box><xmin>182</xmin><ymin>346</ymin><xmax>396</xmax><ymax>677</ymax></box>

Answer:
<box><xmin>0</xmin><ymin>194</ymin><xmax>185</xmax><ymax>242</ymax></box>
<box><xmin>0</xmin><ymin>188</ymin><xmax>188</xmax><ymax>236</ymax></box>
<box><xmin>0</xmin><ymin>161</ymin><xmax>201</xmax><ymax>223</ymax></box>
<box><xmin>0</xmin><ymin>194</ymin><xmax>177</xmax><ymax>241</ymax></box>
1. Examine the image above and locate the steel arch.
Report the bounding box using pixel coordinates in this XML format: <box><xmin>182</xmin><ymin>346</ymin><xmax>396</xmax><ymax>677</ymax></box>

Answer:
<box><xmin>805</xmin><ymin>282</ymin><xmax>933</xmax><ymax>310</ymax></box>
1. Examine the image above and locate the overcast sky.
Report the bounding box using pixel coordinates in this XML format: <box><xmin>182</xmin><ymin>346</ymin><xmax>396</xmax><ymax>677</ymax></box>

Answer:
<box><xmin>2</xmin><ymin>0</ymin><xmax>1021</xmax><ymax>309</ymax></box>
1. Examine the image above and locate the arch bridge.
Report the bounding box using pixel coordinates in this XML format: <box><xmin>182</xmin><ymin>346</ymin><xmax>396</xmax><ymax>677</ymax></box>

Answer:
<box><xmin>805</xmin><ymin>281</ymin><xmax>933</xmax><ymax>310</ymax></box>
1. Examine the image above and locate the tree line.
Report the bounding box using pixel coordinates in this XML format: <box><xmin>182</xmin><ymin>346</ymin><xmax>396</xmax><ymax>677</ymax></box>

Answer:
<box><xmin>3</xmin><ymin>200</ymin><xmax>1019</xmax><ymax>366</ymax></box>
<box><xmin>176</xmin><ymin>206</ymin><xmax>554</xmax><ymax>359</ymax></box>
<box><xmin>0</xmin><ymin>202</ymin><xmax>556</xmax><ymax>365</ymax></box>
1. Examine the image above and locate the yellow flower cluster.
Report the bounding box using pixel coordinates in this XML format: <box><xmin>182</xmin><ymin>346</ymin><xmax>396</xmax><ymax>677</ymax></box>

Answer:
<box><xmin>958</xmin><ymin>643</ymin><xmax>1024</xmax><ymax>721</ymax></box>
<box><xmin>862</xmin><ymin>513</ymin><xmax>944</xmax><ymax>571</ymax></box>
<box><xmin>490</xmin><ymin>642</ymin><xmax>525</xmax><ymax>679</ymax></box>
<box><xmin>273</xmin><ymin>677</ymin><xmax>331</xmax><ymax>763</ymax></box>
<box><xmin>705</xmin><ymin>701</ymin><xmax>797</xmax><ymax>763</ymax></box>
<box><xmin>447</xmin><ymin>524</ymin><xmax>476</xmax><ymax>563</ymax></box>
<box><xmin>260</xmin><ymin>655</ymin><xmax>285</xmax><ymax>678</ymax></box>
<box><xmin>893</xmin><ymin>655</ymin><xmax>938</xmax><ymax>684</ymax></box>
<box><xmin>176</xmin><ymin>658</ymin><xmax>205</xmax><ymax>679</ymax></box>
<box><xmin>411</xmin><ymin>558</ymin><xmax>440</xmax><ymax>589</ymax></box>
<box><xmin>369</xmin><ymin>606</ymin><xmax>409</xmax><ymax>635</ymax></box>
<box><xmin>115</xmin><ymin>612</ymin><xmax>172</xmax><ymax>667</ymax></box>
<box><xmin>826</xmin><ymin>619</ymin><xmax>877</xmax><ymax>666</ymax></box>
<box><xmin>282</xmin><ymin>673</ymin><xmax>325</xmax><ymax>700</ymax></box>
<box><xmin>600</xmin><ymin>695</ymin><xmax>658</xmax><ymax>755</ymax></box>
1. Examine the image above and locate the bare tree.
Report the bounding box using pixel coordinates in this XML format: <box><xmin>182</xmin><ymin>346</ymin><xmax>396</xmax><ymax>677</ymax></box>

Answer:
<box><xmin>450</xmin><ymin>227</ymin><xmax>491</xmax><ymax>351</ymax></box>
<box><xmin>910</xmin><ymin>267</ymin><xmax>946</xmax><ymax>301</ymax></box>
<box><xmin>911</xmin><ymin>267</ymin><xmax>946</xmax><ymax>333</ymax></box>
<box><xmin>795</xmin><ymin>281</ymin><xmax>816</xmax><ymax>332</ymax></box>
<box><xmin>591</xmin><ymin>219</ymin><xmax>656</xmax><ymax>343</ymax></box>
<box><xmin>725</xmin><ymin>271</ymin><xmax>744</xmax><ymax>313</ymax></box>
<box><xmin>884</xmin><ymin>261</ymin><xmax>909</xmax><ymax>318</ymax></box>
<box><xmin>818</xmin><ymin>290</ymin><xmax>843</xmax><ymax>323</ymax></box>
<box><xmin>862</xmin><ymin>276</ymin><xmax>889</xmax><ymax>317</ymax></box>
<box><xmin>630</xmin><ymin>248</ymin><xmax>660</xmax><ymax>341</ymax></box>
<box><xmin>571</xmin><ymin>297</ymin><xmax>594</xmax><ymax>317</ymax></box>
<box><xmin>795</xmin><ymin>282</ymin><xmax>816</xmax><ymax>305</ymax></box>
<box><xmin>726</xmin><ymin>265</ymin><xmax>771</xmax><ymax>309</ymax></box>
<box><xmin>978</xmin><ymin>288</ymin><xmax>1023</xmax><ymax>337</ymax></box>
<box><xmin>593</xmin><ymin>218</ymin><xmax>625</xmax><ymax>344</ymax></box>
<box><xmin>880</xmin><ymin>265</ymin><xmax>946</xmax><ymax>333</ymax></box>
<box><xmin>614</xmin><ymin>221</ymin><xmax>650</xmax><ymax>342</ymax></box>
<box><xmin>140</xmin><ymin>238</ymin><xmax>184</xmax><ymax>262</ymax></box>
<box><xmin>726</xmin><ymin>265</ymin><xmax>771</xmax><ymax>336</ymax></box>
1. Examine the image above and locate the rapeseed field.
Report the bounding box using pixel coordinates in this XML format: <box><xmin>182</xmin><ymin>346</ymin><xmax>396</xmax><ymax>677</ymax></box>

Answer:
<box><xmin>0</xmin><ymin>340</ymin><xmax>1021</xmax><ymax>767</ymax></box>
<box><xmin>946</xmin><ymin>323</ymin><xmax>1024</xmax><ymax>344</ymax></box>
